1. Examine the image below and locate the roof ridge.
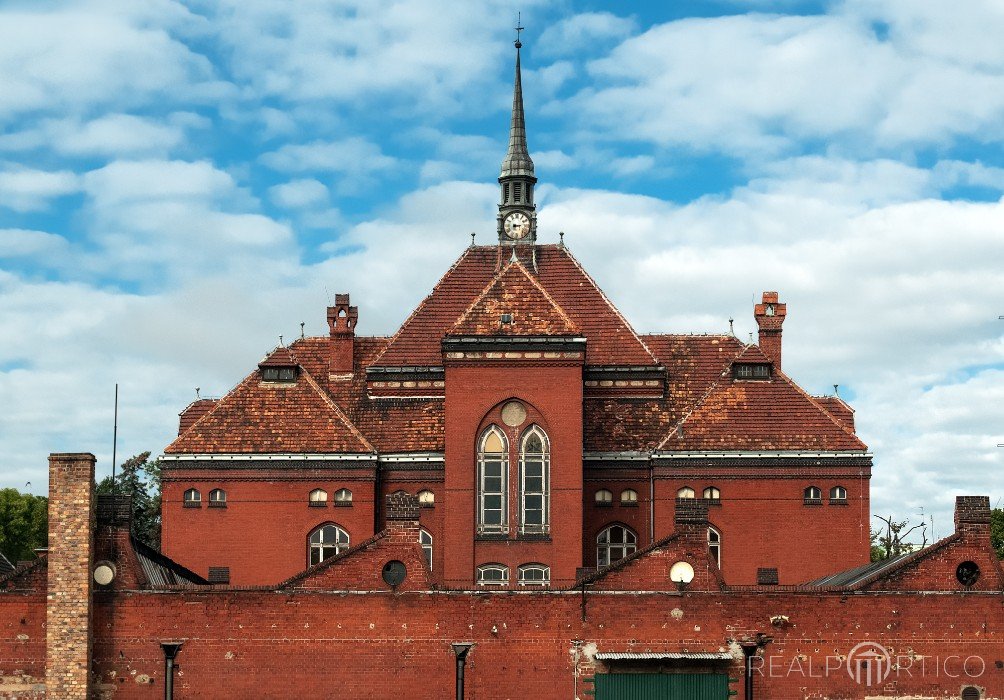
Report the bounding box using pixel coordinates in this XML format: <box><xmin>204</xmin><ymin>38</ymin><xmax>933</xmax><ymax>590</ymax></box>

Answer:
<box><xmin>654</xmin><ymin>342</ymin><xmax>748</xmax><ymax>450</ymax></box>
<box><xmin>299</xmin><ymin>369</ymin><xmax>375</xmax><ymax>453</ymax></box>
<box><xmin>370</xmin><ymin>246</ymin><xmax>476</xmax><ymax>366</ymax></box>
<box><xmin>448</xmin><ymin>258</ymin><xmax>579</xmax><ymax>334</ymax></box>
<box><xmin>558</xmin><ymin>247</ymin><xmax>659</xmax><ymax>365</ymax></box>
<box><xmin>851</xmin><ymin>534</ymin><xmax>963</xmax><ymax>590</ymax></box>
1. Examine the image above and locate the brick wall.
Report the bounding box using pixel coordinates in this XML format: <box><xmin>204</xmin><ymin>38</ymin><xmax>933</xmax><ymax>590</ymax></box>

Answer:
<box><xmin>45</xmin><ymin>453</ymin><xmax>95</xmax><ymax>700</ymax></box>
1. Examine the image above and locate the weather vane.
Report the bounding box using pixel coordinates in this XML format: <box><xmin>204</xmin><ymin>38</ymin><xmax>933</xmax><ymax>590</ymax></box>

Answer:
<box><xmin>515</xmin><ymin>12</ymin><xmax>524</xmax><ymax>48</ymax></box>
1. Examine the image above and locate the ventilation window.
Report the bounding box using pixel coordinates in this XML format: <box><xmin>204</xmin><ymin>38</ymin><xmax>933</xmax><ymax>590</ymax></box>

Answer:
<box><xmin>677</xmin><ymin>486</ymin><xmax>695</xmax><ymax>499</ymax></box>
<box><xmin>956</xmin><ymin>561</ymin><xmax>981</xmax><ymax>587</ymax></box>
<box><xmin>595</xmin><ymin>489</ymin><xmax>613</xmax><ymax>506</ymax></box>
<box><xmin>503</xmin><ymin>183</ymin><xmax>510</xmax><ymax>204</ymax></box>
<box><xmin>517</xmin><ymin>563</ymin><xmax>550</xmax><ymax>587</ymax></box>
<box><xmin>804</xmin><ymin>486</ymin><xmax>822</xmax><ymax>505</ymax></box>
<box><xmin>620</xmin><ymin>489</ymin><xmax>638</xmax><ymax>506</ymax></box>
<box><xmin>703</xmin><ymin>486</ymin><xmax>721</xmax><ymax>501</ymax></box>
<box><xmin>208</xmin><ymin>489</ymin><xmax>227</xmax><ymax>508</ymax></box>
<box><xmin>513</xmin><ymin>182</ymin><xmax>522</xmax><ymax>203</ymax></box>
<box><xmin>261</xmin><ymin>366</ymin><xmax>297</xmax><ymax>382</ymax></box>
<box><xmin>829</xmin><ymin>485</ymin><xmax>847</xmax><ymax>503</ymax></box>
<box><xmin>733</xmin><ymin>363</ymin><xmax>771</xmax><ymax>380</ymax></box>
<box><xmin>183</xmin><ymin>488</ymin><xmax>201</xmax><ymax>508</ymax></box>
<box><xmin>962</xmin><ymin>686</ymin><xmax>982</xmax><ymax>700</ymax></box>
<box><xmin>309</xmin><ymin>489</ymin><xmax>327</xmax><ymax>506</ymax></box>
<box><xmin>333</xmin><ymin>488</ymin><xmax>353</xmax><ymax>506</ymax></box>
<box><xmin>477</xmin><ymin>563</ymin><xmax>509</xmax><ymax>587</ymax></box>
<box><xmin>418</xmin><ymin>490</ymin><xmax>435</xmax><ymax>507</ymax></box>
<box><xmin>208</xmin><ymin>567</ymin><xmax>230</xmax><ymax>584</ymax></box>
<box><xmin>501</xmin><ymin>313</ymin><xmax>513</xmax><ymax>324</ymax></box>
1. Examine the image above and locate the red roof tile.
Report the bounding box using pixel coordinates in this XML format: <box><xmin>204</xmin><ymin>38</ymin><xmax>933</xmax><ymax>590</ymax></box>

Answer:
<box><xmin>373</xmin><ymin>245</ymin><xmax>656</xmax><ymax>367</ymax></box>
<box><xmin>450</xmin><ymin>260</ymin><xmax>579</xmax><ymax>336</ymax></box>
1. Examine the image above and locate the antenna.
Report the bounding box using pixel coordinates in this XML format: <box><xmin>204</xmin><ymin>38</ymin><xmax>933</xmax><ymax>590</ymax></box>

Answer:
<box><xmin>111</xmin><ymin>383</ymin><xmax>119</xmax><ymax>494</ymax></box>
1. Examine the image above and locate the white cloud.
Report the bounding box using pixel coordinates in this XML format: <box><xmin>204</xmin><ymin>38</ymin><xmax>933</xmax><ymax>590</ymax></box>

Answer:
<box><xmin>260</xmin><ymin>138</ymin><xmax>397</xmax><ymax>175</ymax></box>
<box><xmin>0</xmin><ymin>168</ymin><xmax>81</xmax><ymax>211</ymax></box>
<box><xmin>0</xmin><ymin>229</ymin><xmax>69</xmax><ymax>259</ymax></box>
<box><xmin>269</xmin><ymin>179</ymin><xmax>330</xmax><ymax>209</ymax></box>
<box><xmin>537</xmin><ymin>12</ymin><xmax>638</xmax><ymax>57</ymax></box>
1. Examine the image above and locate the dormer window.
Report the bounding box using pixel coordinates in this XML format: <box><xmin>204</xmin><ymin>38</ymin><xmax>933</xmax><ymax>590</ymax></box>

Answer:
<box><xmin>733</xmin><ymin>363</ymin><xmax>771</xmax><ymax>380</ymax></box>
<box><xmin>261</xmin><ymin>366</ymin><xmax>297</xmax><ymax>382</ymax></box>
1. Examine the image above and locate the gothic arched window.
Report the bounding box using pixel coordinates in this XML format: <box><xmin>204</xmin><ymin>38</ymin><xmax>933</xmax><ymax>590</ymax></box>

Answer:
<box><xmin>708</xmin><ymin>526</ymin><xmax>722</xmax><ymax>567</ymax></box>
<box><xmin>596</xmin><ymin>524</ymin><xmax>637</xmax><ymax>568</ymax></box>
<box><xmin>420</xmin><ymin>529</ymin><xmax>433</xmax><ymax>571</ymax></box>
<box><xmin>519</xmin><ymin>425</ymin><xmax>549</xmax><ymax>534</ymax></box>
<box><xmin>477</xmin><ymin>426</ymin><xmax>508</xmax><ymax>534</ymax></box>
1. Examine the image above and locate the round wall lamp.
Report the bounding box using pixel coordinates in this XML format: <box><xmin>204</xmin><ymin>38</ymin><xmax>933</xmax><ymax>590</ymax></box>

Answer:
<box><xmin>669</xmin><ymin>561</ymin><xmax>695</xmax><ymax>592</ymax></box>
<box><xmin>93</xmin><ymin>561</ymin><xmax>116</xmax><ymax>587</ymax></box>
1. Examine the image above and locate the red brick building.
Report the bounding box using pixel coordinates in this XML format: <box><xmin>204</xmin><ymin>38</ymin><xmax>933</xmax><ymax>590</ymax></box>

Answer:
<box><xmin>159</xmin><ymin>41</ymin><xmax>871</xmax><ymax>589</ymax></box>
<box><xmin>2</xmin><ymin>41</ymin><xmax>1001</xmax><ymax>700</ymax></box>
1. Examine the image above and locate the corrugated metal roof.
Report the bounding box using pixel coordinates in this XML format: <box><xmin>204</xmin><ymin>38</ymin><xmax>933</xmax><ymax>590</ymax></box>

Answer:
<box><xmin>807</xmin><ymin>552</ymin><xmax>912</xmax><ymax>587</ymax></box>
<box><xmin>0</xmin><ymin>552</ymin><xmax>14</xmax><ymax>576</ymax></box>
<box><xmin>131</xmin><ymin>535</ymin><xmax>208</xmax><ymax>587</ymax></box>
<box><xmin>595</xmin><ymin>652</ymin><xmax>733</xmax><ymax>661</ymax></box>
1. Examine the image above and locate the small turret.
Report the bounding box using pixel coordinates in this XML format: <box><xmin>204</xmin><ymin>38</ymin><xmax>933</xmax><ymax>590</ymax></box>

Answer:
<box><xmin>327</xmin><ymin>293</ymin><xmax>357</xmax><ymax>379</ymax></box>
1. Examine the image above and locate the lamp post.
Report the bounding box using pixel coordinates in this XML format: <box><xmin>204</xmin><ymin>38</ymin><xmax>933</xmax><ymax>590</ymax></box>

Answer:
<box><xmin>160</xmin><ymin>641</ymin><xmax>183</xmax><ymax>700</ymax></box>
<box><xmin>451</xmin><ymin>642</ymin><xmax>474</xmax><ymax>700</ymax></box>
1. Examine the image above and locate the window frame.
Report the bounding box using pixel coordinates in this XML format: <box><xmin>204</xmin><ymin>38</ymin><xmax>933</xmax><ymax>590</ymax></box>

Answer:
<box><xmin>308</xmin><ymin>488</ymin><xmax>328</xmax><ymax>507</ymax></box>
<box><xmin>420</xmin><ymin>529</ymin><xmax>433</xmax><ymax>571</ymax></box>
<box><xmin>829</xmin><ymin>485</ymin><xmax>847</xmax><ymax>503</ymax></box>
<box><xmin>596</xmin><ymin>524</ymin><xmax>638</xmax><ymax>568</ymax></box>
<box><xmin>733</xmin><ymin>363</ymin><xmax>771</xmax><ymax>380</ymax></box>
<box><xmin>703</xmin><ymin>486</ymin><xmax>721</xmax><ymax>501</ymax></box>
<box><xmin>333</xmin><ymin>488</ymin><xmax>353</xmax><ymax>506</ymax></box>
<box><xmin>261</xmin><ymin>366</ymin><xmax>298</xmax><ymax>383</ymax></box>
<box><xmin>417</xmin><ymin>489</ymin><xmax>435</xmax><ymax>507</ymax></box>
<box><xmin>804</xmin><ymin>485</ymin><xmax>822</xmax><ymax>504</ymax></box>
<box><xmin>183</xmin><ymin>488</ymin><xmax>201</xmax><ymax>508</ymax></box>
<box><xmin>620</xmin><ymin>489</ymin><xmax>638</xmax><ymax>506</ymax></box>
<box><xmin>594</xmin><ymin>489</ymin><xmax>613</xmax><ymax>506</ymax></box>
<box><xmin>308</xmin><ymin>523</ymin><xmax>350</xmax><ymax>567</ymax></box>
<box><xmin>708</xmin><ymin>526</ymin><xmax>722</xmax><ymax>568</ymax></box>
<box><xmin>517</xmin><ymin>563</ymin><xmax>551</xmax><ymax>587</ymax></box>
<box><xmin>476</xmin><ymin>563</ymin><xmax>509</xmax><ymax>587</ymax></box>
<box><xmin>477</xmin><ymin>426</ymin><xmax>509</xmax><ymax>535</ymax></box>
<box><xmin>518</xmin><ymin>425</ymin><xmax>550</xmax><ymax>535</ymax></box>
<box><xmin>677</xmin><ymin>486</ymin><xmax>696</xmax><ymax>499</ymax></box>
<box><xmin>208</xmin><ymin>488</ymin><xmax>227</xmax><ymax>508</ymax></box>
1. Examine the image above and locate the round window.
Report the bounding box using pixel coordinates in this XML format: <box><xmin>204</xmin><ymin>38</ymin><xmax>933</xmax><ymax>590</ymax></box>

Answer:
<box><xmin>956</xmin><ymin>561</ymin><xmax>980</xmax><ymax>587</ymax></box>
<box><xmin>500</xmin><ymin>401</ymin><xmax>527</xmax><ymax>427</ymax></box>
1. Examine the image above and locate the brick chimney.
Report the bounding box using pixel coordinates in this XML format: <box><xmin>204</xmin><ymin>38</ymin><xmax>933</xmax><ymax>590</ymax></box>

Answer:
<box><xmin>46</xmin><ymin>453</ymin><xmax>96</xmax><ymax>700</ymax></box>
<box><xmin>754</xmin><ymin>291</ymin><xmax>786</xmax><ymax>369</ymax></box>
<box><xmin>954</xmin><ymin>495</ymin><xmax>991</xmax><ymax>537</ymax></box>
<box><xmin>327</xmin><ymin>293</ymin><xmax>358</xmax><ymax>379</ymax></box>
<box><xmin>674</xmin><ymin>498</ymin><xmax>709</xmax><ymax>545</ymax></box>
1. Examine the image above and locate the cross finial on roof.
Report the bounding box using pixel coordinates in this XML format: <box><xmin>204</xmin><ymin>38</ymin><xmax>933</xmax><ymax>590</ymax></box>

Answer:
<box><xmin>515</xmin><ymin>12</ymin><xmax>524</xmax><ymax>48</ymax></box>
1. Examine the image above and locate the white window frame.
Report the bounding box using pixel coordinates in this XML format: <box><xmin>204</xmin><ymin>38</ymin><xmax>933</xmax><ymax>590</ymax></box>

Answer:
<box><xmin>804</xmin><ymin>485</ymin><xmax>822</xmax><ymax>503</ymax></box>
<box><xmin>308</xmin><ymin>524</ymin><xmax>350</xmax><ymax>566</ymax></box>
<box><xmin>708</xmin><ymin>526</ymin><xmax>721</xmax><ymax>567</ymax></box>
<box><xmin>476</xmin><ymin>563</ymin><xmax>509</xmax><ymax>586</ymax></box>
<box><xmin>677</xmin><ymin>486</ymin><xmax>695</xmax><ymax>499</ymax></box>
<box><xmin>477</xmin><ymin>426</ymin><xmax>508</xmax><ymax>534</ymax></box>
<box><xmin>417</xmin><ymin>489</ymin><xmax>435</xmax><ymax>506</ymax></box>
<box><xmin>596</xmin><ymin>524</ymin><xmax>637</xmax><ymax>568</ymax></box>
<box><xmin>420</xmin><ymin>529</ymin><xmax>433</xmax><ymax>571</ymax></box>
<box><xmin>208</xmin><ymin>488</ymin><xmax>226</xmax><ymax>507</ymax></box>
<box><xmin>830</xmin><ymin>485</ymin><xmax>847</xmax><ymax>502</ymax></box>
<box><xmin>517</xmin><ymin>563</ymin><xmax>550</xmax><ymax>587</ymax></box>
<box><xmin>334</xmin><ymin>488</ymin><xmax>353</xmax><ymax>504</ymax></box>
<box><xmin>183</xmin><ymin>488</ymin><xmax>201</xmax><ymax>506</ymax></box>
<box><xmin>308</xmin><ymin>488</ymin><xmax>327</xmax><ymax>505</ymax></box>
<box><xmin>595</xmin><ymin>489</ymin><xmax>613</xmax><ymax>504</ymax></box>
<box><xmin>519</xmin><ymin>425</ymin><xmax>549</xmax><ymax>535</ymax></box>
<box><xmin>703</xmin><ymin>486</ymin><xmax>721</xmax><ymax>500</ymax></box>
<box><xmin>620</xmin><ymin>489</ymin><xmax>638</xmax><ymax>504</ymax></box>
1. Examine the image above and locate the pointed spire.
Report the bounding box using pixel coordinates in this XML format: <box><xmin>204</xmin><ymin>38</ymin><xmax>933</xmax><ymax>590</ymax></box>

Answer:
<box><xmin>500</xmin><ymin>33</ymin><xmax>534</xmax><ymax>179</ymax></box>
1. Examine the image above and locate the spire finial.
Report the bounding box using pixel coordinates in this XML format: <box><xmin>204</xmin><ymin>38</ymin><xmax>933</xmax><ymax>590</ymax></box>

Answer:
<box><xmin>515</xmin><ymin>12</ymin><xmax>524</xmax><ymax>48</ymax></box>
<box><xmin>470</xmin><ymin>232</ymin><xmax>476</xmax><ymax>247</ymax></box>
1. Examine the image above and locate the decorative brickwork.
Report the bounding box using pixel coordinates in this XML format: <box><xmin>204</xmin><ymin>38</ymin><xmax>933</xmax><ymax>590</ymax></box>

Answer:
<box><xmin>45</xmin><ymin>453</ymin><xmax>95</xmax><ymax>700</ymax></box>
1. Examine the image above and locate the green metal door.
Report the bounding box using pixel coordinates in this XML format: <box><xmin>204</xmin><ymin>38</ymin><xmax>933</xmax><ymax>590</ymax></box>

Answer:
<box><xmin>593</xmin><ymin>673</ymin><xmax>729</xmax><ymax>700</ymax></box>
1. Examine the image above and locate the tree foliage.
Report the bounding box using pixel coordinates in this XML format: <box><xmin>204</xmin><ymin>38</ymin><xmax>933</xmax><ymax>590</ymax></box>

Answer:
<box><xmin>992</xmin><ymin>508</ymin><xmax>1004</xmax><ymax>560</ymax></box>
<box><xmin>870</xmin><ymin>515</ymin><xmax>928</xmax><ymax>562</ymax></box>
<box><xmin>0</xmin><ymin>489</ymin><xmax>48</xmax><ymax>563</ymax></box>
<box><xmin>96</xmin><ymin>451</ymin><xmax>162</xmax><ymax>549</ymax></box>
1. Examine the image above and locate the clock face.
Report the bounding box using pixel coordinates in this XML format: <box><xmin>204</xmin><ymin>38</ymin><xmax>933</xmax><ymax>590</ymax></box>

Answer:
<box><xmin>504</xmin><ymin>211</ymin><xmax>531</xmax><ymax>239</ymax></box>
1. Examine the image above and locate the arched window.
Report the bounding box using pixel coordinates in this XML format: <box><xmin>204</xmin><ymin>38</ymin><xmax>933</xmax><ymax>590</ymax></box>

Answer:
<box><xmin>208</xmin><ymin>488</ymin><xmax>226</xmax><ymax>508</ymax></box>
<box><xmin>597</xmin><ymin>524</ymin><xmax>637</xmax><ymax>568</ymax></box>
<box><xmin>308</xmin><ymin>488</ymin><xmax>327</xmax><ymax>506</ymax></box>
<box><xmin>420</xmin><ymin>529</ymin><xmax>433</xmax><ymax>571</ymax></box>
<box><xmin>518</xmin><ymin>563</ymin><xmax>550</xmax><ymax>587</ymax></box>
<box><xmin>476</xmin><ymin>563</ymin><xmax>509</xmax><ymax>586</ymax></box>
<box><xmin>677</xmin><ymin>486</ymin><xmax>695</xmax><ymax>499</ymax></box>
<box><xmin>620</xmin><ymin>489</ymin><xmax>638</xmax><ymax>504</ymax></box>
<box><xmin>703</xmin><ymin>486</ymin><xmax>720</xmax><ymax>501</ymax></box>
<box><xmin>519</xmin><ymin>425</ymin><xmax>549</xmax><ymax>534</ymax></box>
<box><xmin>829</xmin><ymin>485</ymin><xmax>847</xmax><ymax>502</ymax></box>
<box><xmin>183</xmin><ymin>488</ymin><xmax>201</xmax><ymax>507</ymax></box>
<box><xmin>477</xmin><ymin>426</ymin><xmax>508</xmax><ymax>534</ymax></box>
<box><xmin>595</xmin><ymin>489</ymin><xmax>613</xmax><ymax>505</ymax></box>
<box><xmin>418</xmin><ymin>489</ymin><xmax>435</xmax><ymax>506</ymax></box>
<box><xmin>334</xmin><ymin>488</ymin><xmax>353</xmax><ymax>505</ymax></box>
<box><xmin>708</xmin><ymin>526</ymin><xmax>721</xmax><ymax>567</ymax></box>
<box><xmin>308</xmin><ymin>524</ymin><xmax>350</xmax><ymax>566</ymax></box>
<box><xmin>804</xmin><ymin>486</ymin><xmax>822</xmax><ymax>503</ymax></box>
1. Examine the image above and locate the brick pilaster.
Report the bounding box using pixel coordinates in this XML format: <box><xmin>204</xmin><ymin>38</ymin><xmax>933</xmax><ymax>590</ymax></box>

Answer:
<box><xmin>46</xmin><ymin>452</ymin><xmax>96</xmax><ymax>700</ymax></box>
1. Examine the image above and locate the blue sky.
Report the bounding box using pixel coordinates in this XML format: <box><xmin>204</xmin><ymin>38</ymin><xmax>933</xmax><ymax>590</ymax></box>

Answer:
<box><xmin>1</xmin><ymin>0</ymin><xmax>1002</xmax><ymax>538</ymax></box>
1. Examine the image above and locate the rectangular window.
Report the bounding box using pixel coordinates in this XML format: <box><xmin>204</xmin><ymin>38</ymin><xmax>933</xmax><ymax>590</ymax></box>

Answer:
<box><xmin>733</xmin><ymin>363</ymin><xmax>771</xmax><ymax>380</ymax></box>
<box><xmin>478</xmin><ymin>456</ymin><xmax>507</xmax><ymax>534</ymax></box>
<box><xmin>519</xmin><ymin>455</ymin><xmax>549</xmax><ymax>534</ymax></box>
<box><xmin>262</xmin><ymin>366</ymin><xmax>297</xmax><ymax>382</ymax></box>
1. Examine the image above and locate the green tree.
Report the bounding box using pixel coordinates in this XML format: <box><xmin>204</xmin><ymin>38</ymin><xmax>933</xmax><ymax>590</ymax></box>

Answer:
<box><xmin>992</xmin><ymin>508</ymin><xmax>1004</xmax><ymax>560</ymax></box>
<box><xmin>0</xmin><ymin>489</ymin><xmax>48</xmax><ymax>563</ymax></box>
<box><xmin>96</xmin><ymin>451</ymin><xmax>162</xmax><ymax>549</ymax></box>
<box><xmin>870</xmin><ymin>515</ymin><xmax>928</xmax><ymax>562</ymax></box>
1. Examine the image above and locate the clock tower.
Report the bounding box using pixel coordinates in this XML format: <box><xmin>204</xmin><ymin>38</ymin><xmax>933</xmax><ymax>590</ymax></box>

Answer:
<box><xmin>497</xmin><ymin>32</ymin><xmax>537</xmax><ymax>246</ymax></box>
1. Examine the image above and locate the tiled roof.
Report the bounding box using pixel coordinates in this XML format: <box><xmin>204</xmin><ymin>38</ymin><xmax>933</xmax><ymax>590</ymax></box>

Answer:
<box><xmin>656</xmin><ymin>345</ymin><xmax>868</xmax><ymax>452</ymax></box>
<box><xmin>373</xmin><ymin>245</ymin><xmax>656</xmax><ymax>367</ymax></box>
<box><xmin>165</xmin><ymin>351</ymin><xmax>374</xmax><ymax>454</ymax></box>
<box><xmin>258</xmin><ymin>345</ymin><xmax>298</xmax><ymax>366</ymax></box>
<box><xmin>813</xmin><ymin>395</ymin><xmax>856</xmax><ymax>431</ymax></box>
<box><xmin>450</xmin><ymin>260</ymin><xmax>579</xmax><ymax>336</ymax></box>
